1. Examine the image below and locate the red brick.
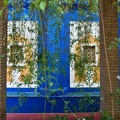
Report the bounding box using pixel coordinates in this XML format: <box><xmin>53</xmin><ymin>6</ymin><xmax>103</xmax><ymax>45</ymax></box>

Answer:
<box><xmin>100</xmin><ymin>0</ymin><xmax>120</xmax><ymax>119</ymax></box>
<box><xmin>0</xmin><ymin>0</ymin><xmax>7</xmax><ymax>120</ymax></box>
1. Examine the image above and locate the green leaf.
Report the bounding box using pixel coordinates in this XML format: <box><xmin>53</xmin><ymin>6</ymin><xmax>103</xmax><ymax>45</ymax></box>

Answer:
<box><xmin>111</xmin><ymin>41</ymin><xmax>118</xmax><ymax>46</ymax></box>
<box><xmin>49</xmin><ymin>81</ymin><xmax>53</xmax><ymax>87</ymax></box>
<box><xmin>0</xmin><ymin>10</ymin><xmax>3</xmax><ymax>16</ymax></box>
<box><xmin>3</xmin><ymin>0</ymin><xmax>8</xmax><ymax>6</ymax></box>
<box><xmin>39</xmin><ymin>1</ymin><xmax>46</xmax><ymax>12</ymax></box>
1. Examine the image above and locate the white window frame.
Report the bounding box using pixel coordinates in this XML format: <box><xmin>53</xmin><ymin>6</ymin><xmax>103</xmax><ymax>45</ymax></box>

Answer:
<box><xmin>7</xmin><ymin>21</ymin><xmax>38</xmax><ymax>88</ymax></box>
<box><xmin>70</xmin><ymin>21</ymin><xmax>100</xmax><ymax>88</ymax></box>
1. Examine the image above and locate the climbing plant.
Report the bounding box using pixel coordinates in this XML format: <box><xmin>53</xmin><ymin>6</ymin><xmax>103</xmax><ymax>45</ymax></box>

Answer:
<box><xmin>5</xmin><ymin>0</ymin><xmax>103</xmax><ymax>119</ymax></box>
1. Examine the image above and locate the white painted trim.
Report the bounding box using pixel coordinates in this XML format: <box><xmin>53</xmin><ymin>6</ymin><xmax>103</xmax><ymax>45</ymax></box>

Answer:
<box><xmin>7</xmin><ymin>82</ymin><xmax>37</xmax><ymax>88</ymax></box>
<box><xmin>70</xmin><ymin>21</ymin><xmax>100</xmax><ymax>88</ymax></box>
<box><xmin>7</xmin><ymin>21</ymin><xmax>38</xmax><ymax>88</ymax></box>
<box><xmin>7</xmin><ymin>68</ymin><xmax>37</xmax><ymax>88</ymax></box>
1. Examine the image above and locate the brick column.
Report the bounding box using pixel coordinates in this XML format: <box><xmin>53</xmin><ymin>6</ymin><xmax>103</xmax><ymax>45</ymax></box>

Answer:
<box><xmin>100</xmin><ymin>0</ymin><xmax>120</xmax><ymax>119</ymax></box>
<box><xmin>0</xmin><ymin>0</ymin><xmax>7</xmax><ymax>120</ymax></box>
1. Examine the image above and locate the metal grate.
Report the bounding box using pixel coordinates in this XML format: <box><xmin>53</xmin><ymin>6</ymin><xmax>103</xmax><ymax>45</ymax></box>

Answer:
<box><xmin>83</xmin><ymin>46</ymin><xmax>95</xmax><ymax>64</ymax></box>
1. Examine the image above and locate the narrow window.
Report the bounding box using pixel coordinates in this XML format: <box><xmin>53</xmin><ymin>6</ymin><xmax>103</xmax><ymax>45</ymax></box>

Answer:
<box><xmin>9</xmin><ymin>45</ymin><xmax>24</xmax><ymax>65</ymax></box>
<box><xmin>82</xmin><ymin>46</ymin><xmax>95</xmax><ymax>64</ymax></box>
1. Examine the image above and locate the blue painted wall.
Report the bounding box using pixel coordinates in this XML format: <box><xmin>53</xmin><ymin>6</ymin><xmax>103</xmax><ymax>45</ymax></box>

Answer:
<box><xmin>7</xmin><ymin>1</ymin><xmax>100</xmax><ymax>113</ymax></box>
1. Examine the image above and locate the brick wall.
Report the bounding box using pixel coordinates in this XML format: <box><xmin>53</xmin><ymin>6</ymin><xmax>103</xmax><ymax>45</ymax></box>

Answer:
<box><xmin>0</xmin><ymin>0</ymin><xmax>7</xmax><ymax>120</ymax></box>
<box><xmin>100</xmin><ymin>0</ymin><xmax>120</xmax><ymax>119</ymax></box>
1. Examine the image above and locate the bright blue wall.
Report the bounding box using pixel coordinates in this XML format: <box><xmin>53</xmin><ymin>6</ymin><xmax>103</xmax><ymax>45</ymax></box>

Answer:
<box><xmin>7</xmin><ymin>92</ymin><xmax>100</xmax><ymax>113</ymax></box>
<box><xmin>7</xmin><ymin>1</ymin><xmax>100</xmax><ymax>113</ymax></box>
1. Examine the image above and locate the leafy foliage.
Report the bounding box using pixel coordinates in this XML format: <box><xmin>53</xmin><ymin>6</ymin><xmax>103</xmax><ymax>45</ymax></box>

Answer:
<box><xmin>50</xmin><ymin>114</ymin><xmax>67</xmax><ymax>120</ymax></box>
<box><xmin>108</xmin><ymin>38</ymin><xmax>120</xmax><ymax>50</ymax></box>
<box><xmin>6</xmin><ymin>0</ymin><xmax>101</xmax><ymax>119</ymax></box>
